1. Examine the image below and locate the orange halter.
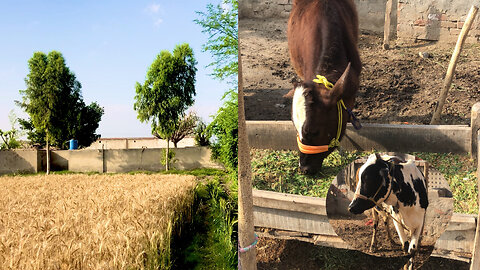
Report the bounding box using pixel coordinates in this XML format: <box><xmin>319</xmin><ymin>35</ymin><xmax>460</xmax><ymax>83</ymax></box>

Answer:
<box><xmin>296</xmin><ymin>99</ymin><xmax>347</xmax><ymax>155</ymax></box>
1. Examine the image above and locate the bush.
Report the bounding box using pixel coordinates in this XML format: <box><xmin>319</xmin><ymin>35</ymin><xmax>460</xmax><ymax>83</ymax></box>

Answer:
<box><xmin>208</xmin><ymin>90</ymin><xmax>238</xmax><ymax>172</ymax></box>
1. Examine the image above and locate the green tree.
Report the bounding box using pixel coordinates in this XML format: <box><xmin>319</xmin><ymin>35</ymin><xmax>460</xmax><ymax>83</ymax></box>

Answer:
<box><xmin>134</xmin><ymin>43</ymin><xmax>197</xmax><ymax>170</ymax></box>
<box><xmin>194</xmin><ymin>119</ymin><xmax>211</xmax><ymax>146</ymax></box>
<box><xmin>195</xmin><ymin>1</ymin><xmax>239</xmax><ymax>171</ymax></box>
<box><xmin>0</xmin><ymin>111</ymin><xmax>21</xmax><ymax>150</ymax></box>
<box><xmin>17</xmin><ymin>51</ymin><xmax>104</xmax><ymax>174</ymax></box>
<box><xmin>194</xmin><ymin>0</ymin><xmax>238</xmax><ymax>82</ymax></box>
<box><xmin>209</xmin><ymin>90</ymin><xmax>238</xmax><ymax>171</ymax></box>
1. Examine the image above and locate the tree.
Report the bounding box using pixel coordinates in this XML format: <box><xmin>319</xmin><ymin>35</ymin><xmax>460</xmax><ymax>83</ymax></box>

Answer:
<box><xmin>17</xmin><ymin>51</ymin><xmax>104</xmax><ymax>174</ymax></box>
<box><xmin>209</xmin><ymin>90</ymin><xmax>238</xmax><ymax>171</ymax></box>
<box><xmin>194</xmin><ymin>0</ymin><xmax>238</xmax><ymax>82</ymax></box>
<box><xmin>195</xmin><ymin>1</ymin><xmax>239</xmax><ymax>171</ymax></box>
<box><xmin>167</xmin><ymin>111</ymin><xmax>198</xmax><ymax>148</ymax></box>
<box><xmin>0</xmin><ymin>111</ymin><xmax>21</xmax><ymax>150</ymax></box>
<box><xmin>134</xmin><ymin>43</ymin><xmax>197</xmax><ymax>170</ymax></box>
<box><xmin>194</xmin><ymin>119</ymin><xmax>210</xmax><ymax>146</ymax></box>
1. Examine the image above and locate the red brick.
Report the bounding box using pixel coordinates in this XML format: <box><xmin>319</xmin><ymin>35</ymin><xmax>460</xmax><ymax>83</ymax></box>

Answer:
<box><xmin>457</xmin><ymin>21</ymin><xmax>465</xmax><ymax>29</ymax></box>
<box><xmin>414</xmin><ymin>19</ymin><xmax>426</xmax><ymax>26</ymax></box>
<box><xmin>440</xmin><ymin>14</ymin><xmax>449</xmax><ymax>21</ymax></box>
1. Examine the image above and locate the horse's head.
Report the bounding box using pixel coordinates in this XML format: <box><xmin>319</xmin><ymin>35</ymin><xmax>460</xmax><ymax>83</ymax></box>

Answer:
<box><xmin>284</xmin><ymin>63</ymin><xmax>358</xmax><ymax>174</ymax></box>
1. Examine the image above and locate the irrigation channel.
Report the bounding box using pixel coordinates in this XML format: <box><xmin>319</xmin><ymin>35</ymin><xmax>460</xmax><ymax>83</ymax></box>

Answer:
<box><xmin>246</xmin><ymin>103</ymin><xmax>480</xmax><ymax>266</ymax></box>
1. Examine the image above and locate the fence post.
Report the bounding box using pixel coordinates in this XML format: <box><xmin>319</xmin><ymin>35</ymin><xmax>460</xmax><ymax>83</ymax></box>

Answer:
<box><xmin>471</xmin><ymin>103</ymin><xmax>480</xmax><ymax>158</ymax></box>
<box><xmin>469</xmin><ymin>130</ymin><xmax>480</xmax><ymax>269</ymax></box>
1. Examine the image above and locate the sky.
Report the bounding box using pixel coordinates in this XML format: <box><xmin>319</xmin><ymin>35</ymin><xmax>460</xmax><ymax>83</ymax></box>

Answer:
<box><xmin>0</xmin><ymin>0</ymin><xmax>232</xmax><ymax>138</ymax></box>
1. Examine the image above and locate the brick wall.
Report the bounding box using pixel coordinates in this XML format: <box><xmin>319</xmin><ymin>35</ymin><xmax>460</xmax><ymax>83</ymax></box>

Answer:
<box><xmin>397</xmin><ymin>0</ymin><xmax>480</xmax><ymax>42</ymax></box>
<box><xmin>239</xmin><ymin>0</ymin><xmax>480</xmax><ymax>43</ymax></box>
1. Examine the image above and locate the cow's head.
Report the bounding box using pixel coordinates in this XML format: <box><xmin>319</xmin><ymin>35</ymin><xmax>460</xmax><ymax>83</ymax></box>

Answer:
<box><xmin>284</xmin><ymin>63</ymin><xmax>358</xmax><ymax>174</ymax></box>
<box><xmin>348</xmin><ymin>153</ymin><xmax>391</xmax><ymax>215</ymax></box>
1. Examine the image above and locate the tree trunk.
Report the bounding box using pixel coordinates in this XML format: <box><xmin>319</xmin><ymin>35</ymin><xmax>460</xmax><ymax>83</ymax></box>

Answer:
<box><xmin>173</xmin><ymin>141</ymin><xmax>178</xmax><ymax>148</ymax></box>
<box><xmin>46</xmin><ymin>132</ymin><xmax>50</xmax><ymax>175</ymax></box>
<box><xmin>165</xmin><ymin>139</ymin><xmax>169</xmax><ymax>171</ymax></box>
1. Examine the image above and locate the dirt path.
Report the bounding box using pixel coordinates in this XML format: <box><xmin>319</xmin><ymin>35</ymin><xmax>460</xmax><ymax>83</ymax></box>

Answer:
<box><xmin>240</xmin><ymin>18</ymin><xmax>480</xmax><ymax>124</ymax></box>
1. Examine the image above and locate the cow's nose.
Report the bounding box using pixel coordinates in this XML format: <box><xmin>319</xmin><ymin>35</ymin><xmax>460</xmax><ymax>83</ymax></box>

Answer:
<box><xmin>299</xmin><ymin>165</ymin><xmax>319</xmax><ymax>175</ymax></box>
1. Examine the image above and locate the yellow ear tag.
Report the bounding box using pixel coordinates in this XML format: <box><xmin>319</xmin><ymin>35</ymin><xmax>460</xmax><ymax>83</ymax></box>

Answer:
<box><xmin>313</xmin><ymin>75</ymin><xmax>334</xmax><ymax>90</ymax></box>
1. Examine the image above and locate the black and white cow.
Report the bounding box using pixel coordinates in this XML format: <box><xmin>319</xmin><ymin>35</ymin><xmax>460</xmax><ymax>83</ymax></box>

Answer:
<box><xmin>348</xmin><ymin>153</ymin><xmax>428</xmax><ymax>255</ymax></box>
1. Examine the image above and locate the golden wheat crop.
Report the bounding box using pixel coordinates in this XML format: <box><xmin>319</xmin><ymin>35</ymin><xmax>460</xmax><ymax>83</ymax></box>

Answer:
<box><xmin>0</xmin><ymin>174</ymin><xmax>196</xmax><ymax>270</ymax></box>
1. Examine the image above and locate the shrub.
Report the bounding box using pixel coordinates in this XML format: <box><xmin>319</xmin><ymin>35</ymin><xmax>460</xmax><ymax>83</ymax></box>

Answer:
<box><xmin>208</xmin><ymin>90</ymin><xmax>238</xmax><ymax>172</ymax></box>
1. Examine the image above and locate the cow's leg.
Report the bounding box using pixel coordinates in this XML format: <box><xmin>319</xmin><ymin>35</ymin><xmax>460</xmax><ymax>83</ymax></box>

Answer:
<box><xmin>391</xmin><ymin>211</ymin><xmax>408</xmax><ymax>253</ymax></box>
<box><xmin>382</xmin><ymin>212</ymin><xmax>396</xmax><ymax>246</ymax></box>
<box><xmin>369</xmin><ymin>208</ymin><xmax>379</xmax><ymax>252</ymax></box>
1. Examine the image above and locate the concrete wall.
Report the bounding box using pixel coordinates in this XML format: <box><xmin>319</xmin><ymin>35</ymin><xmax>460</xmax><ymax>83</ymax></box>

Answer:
<box><xmin>0</xmin><ymin>150</ymin><xmax>41</xmax><ymax>175</ymax></box>
<box><xmin>239</xmin><ymin>0</ymin><xmax>479</xmax><ymax>42</ymax></box>
<box><xmin>0</xmin><ymin>147</ymin><xmax>222</xmax><ymax>175</ymax></box>
<box><xmin>239</xmin><ymin>0</ymin><xmax>398</xmax><ymax>34</ymax></box>
<box><xmin>247</xmin><ymin>121</ymin><xmax>472</xmax><ymax>154</ymax></box>
<box><xmin>87</xmin><ymin>137</ymin><xmax>195</xmax><ymax>150</ymax></box>
<box><xmin>397</xmin><ymin>0</ymin><xmax>480</xmax><ymax>42</ymax></box>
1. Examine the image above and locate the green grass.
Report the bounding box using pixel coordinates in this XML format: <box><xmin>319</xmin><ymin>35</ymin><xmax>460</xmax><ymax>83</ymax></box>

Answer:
<box><xmin>413</xmin><ymin>152</ymin><xmax>478</xmax><ymax>214</ymax></box>
<box><xmin>173</xmin><ymin>174</ymin><xmax>237</xmax><ymax>270</ymax></box>
<box><xmin>251</xmin><ymin>149</ymin><xmax>370</xmax><ymax>197</ymax></box>
<box><xmin>251</xmin><ymin>149</ymin><xmax>478</xmax><ymax>214</ymax></box>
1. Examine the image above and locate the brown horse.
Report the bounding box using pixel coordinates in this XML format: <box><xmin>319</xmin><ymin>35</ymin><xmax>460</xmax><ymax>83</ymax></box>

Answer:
<box><xmin>285</xmin><ymin>0</ymin><xmax>362</xmax><ymax>174</ymax></box>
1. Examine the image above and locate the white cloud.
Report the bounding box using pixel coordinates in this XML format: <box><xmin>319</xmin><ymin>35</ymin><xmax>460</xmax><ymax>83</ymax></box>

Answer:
<box><xmin>154</xmin><ymin>18</ymin><xmax>163</xmax><ymax>27</ymax></box>
<box><xmin>147</xmin><ymin>3</ymin><xmax>161</xmax><ymax>14</ymax></box>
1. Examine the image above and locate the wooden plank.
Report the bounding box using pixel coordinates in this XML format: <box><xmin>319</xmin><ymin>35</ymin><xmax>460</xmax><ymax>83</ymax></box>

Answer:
<box><xmin>253</xmin><ymin>189</ymin><xmax>326</xmax><ymax>215</ymax></box>
<box><xmin>253</xmin><ymin>191</ymin><xmax>476</xmax><ymax>260</ymax></box>
<box><xmin>470</xmin><ymin>130</ymin><xmax>480</xmax><ymax>270</ymax></box>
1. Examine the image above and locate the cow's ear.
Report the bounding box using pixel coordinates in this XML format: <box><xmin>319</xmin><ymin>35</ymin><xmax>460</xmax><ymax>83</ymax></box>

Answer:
<box><xmin>330</xmin><ymin>62</ymin><xmax>358</xmax><ymax>101</ymax></box>
<box><xmin>375</xmin><ymin>153</ymin><xmax>382</xmax><ymax>160</ymax></box>
<box><xmin>283</xmin><ymin>83</ymin><xmax>298</xmax><ymax>99</ymax></box>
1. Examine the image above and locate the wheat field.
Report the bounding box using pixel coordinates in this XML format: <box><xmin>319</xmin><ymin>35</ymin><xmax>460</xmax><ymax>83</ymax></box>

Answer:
<box><xmin>0</xmin><ymin>173</ymin><xmax>196</xmax><ymax>270</ymax></box>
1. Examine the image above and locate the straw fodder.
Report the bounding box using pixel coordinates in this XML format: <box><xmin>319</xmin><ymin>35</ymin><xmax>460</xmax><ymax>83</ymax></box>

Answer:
<box><xmin>0</xmin><ymin>174</ymin><xmax>196</xmax><ymax>270</ymax></box>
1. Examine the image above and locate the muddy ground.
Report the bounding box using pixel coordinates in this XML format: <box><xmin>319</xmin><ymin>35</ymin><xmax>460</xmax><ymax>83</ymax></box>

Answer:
<box><xmin>329</xmin><ymin>214</ymin><xmax>434</xmax><ymax>262</ymax></box>
<box><xmin>256</xmin><ymin>237</ymin><xmax>469</xmax><ymax>270</ymax></box>
<box><xmin>240</xmin><ymin>18</ymin><xmax>480</xmax><ymax>124</ymax></box>
<box><xmin>240</xmin><ymin>16</ymin><xmax>479</xmax><ymax>269</ymax></box>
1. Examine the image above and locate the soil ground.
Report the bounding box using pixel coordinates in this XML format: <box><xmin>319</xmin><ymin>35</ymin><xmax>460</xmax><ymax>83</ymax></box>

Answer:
<box><xmin>256</xmin><ymin>237</ymin><xmax>469</xmax><ymax>270</ymax></box>
<box><xmin>240</xmin><ymin>16</ymin><xmax>479</xmax><ymax>269</ymax></box>
<box><xmin>240</xmin><ymin>18</ymin><xmax>480</xmax><ymax>124</ymax></box>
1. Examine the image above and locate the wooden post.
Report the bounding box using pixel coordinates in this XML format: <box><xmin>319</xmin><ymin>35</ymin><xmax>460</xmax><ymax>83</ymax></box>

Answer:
<box><xmin>469</xmin><ymin>130</ymin><xmax>480</xmax><ymax>270</ymax></box>
<box><xmin>471</xmin><ymin>103</ymin><xmax>480</xmax><ymax>158</ymax></box>
<box><xmin>383</xmin><ymin>0</ymin><xmax>394</xmax><ymax>50</ymax></box>
<box><xmin>238</xmin><ymin>45</ymin><xmax>257</xmax><ymax>269</ymax></box>
<box><xmin>430</xmin><ymin>4</ymin><xmax>479</xmax><ymax>124</ymax></box>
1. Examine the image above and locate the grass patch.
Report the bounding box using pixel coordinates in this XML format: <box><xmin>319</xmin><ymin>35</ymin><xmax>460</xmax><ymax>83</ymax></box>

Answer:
<box><xmin>251</xmin><ymin>149</ymin><xmax>369</xmax><ymax>197</ymax></box>
<box><xmin>173</xmin><ymin>174</ymin><xmax>237</xmax><ymax>269</ymax></box>
<box><xmin>251</xmin><ymin>149</ymin><xmax>478</xmax><ymax>214</ymax></box>
<box><xmin>413</xmin><ymin>152</ymin><xmax>478</xmax><ymax>214</ymax></box>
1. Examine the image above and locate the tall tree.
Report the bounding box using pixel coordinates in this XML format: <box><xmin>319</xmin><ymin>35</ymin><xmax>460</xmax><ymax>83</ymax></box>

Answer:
<box><xmin>134</xmin><ymin>43</ymin><xmax>197</xmax><ymax>170</ymax></box>
<box><xmin>195</xmin><ymin>0</ymin><xmax>238</xmax><ymax>82</ymax></box>
<box><xmin>195</xmin><ymin>0</ymin><xmax>239</xmax><ymax>171</ymax></box>
<box><xmin>17</xmin><ymin>51</ymin><xmax>103</xmax><ymax>173</ymax></box>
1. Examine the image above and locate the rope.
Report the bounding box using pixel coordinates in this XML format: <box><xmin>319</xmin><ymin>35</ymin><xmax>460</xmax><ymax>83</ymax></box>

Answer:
<box><xmin>238</xmin><ymin>233</ymin><xmax>259</xmax><ymax>253</ymax></box>
<box><xmin>313</xmin><ymin>75</ymin><xmax>334</xmax><ymax>89</ymax></box>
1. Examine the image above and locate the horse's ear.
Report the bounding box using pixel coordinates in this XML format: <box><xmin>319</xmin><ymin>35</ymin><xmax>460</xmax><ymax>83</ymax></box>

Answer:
<box><xmin>330</xmin><ymin>62</ymin><xmax>358</xmax><ymax>101</ymax></box>
<box><xmin>283</xmin><ymin>83</ymin><xmax>298</xmax><ymax>99</ymax></box>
